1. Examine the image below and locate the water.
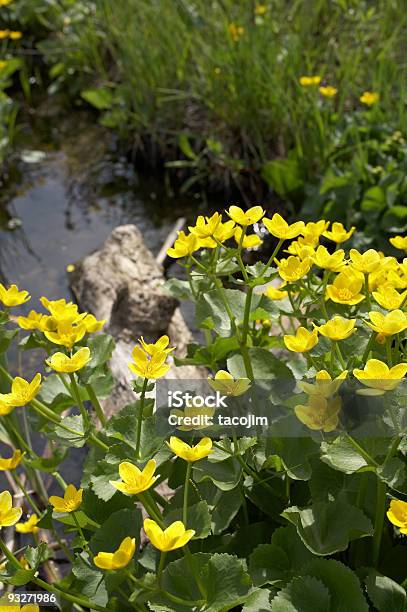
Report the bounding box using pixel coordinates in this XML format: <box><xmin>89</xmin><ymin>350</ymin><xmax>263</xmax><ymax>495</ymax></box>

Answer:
<box><xmin>0</xmin><ymin>110</ymin><xmax>205</xmax><ymax>306</ymax></box>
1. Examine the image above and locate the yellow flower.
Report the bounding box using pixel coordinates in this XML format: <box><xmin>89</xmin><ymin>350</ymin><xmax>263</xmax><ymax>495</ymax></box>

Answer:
<box><xmin>0</xmin><ymin>283</ymin><xmax>30</xmax><ymax>307</ymax></box>
<box><xmin>144</xmin><ymin>519</ymin><xmax>195</xmax><ymax>552</ymax></box>
<box><xmin>349</xmin><ymin>248</ymin><xmax>381</xmax><ymax>274</ymax></box>
<box><xmin>0</xmin><ymin>60</ymin><xmax>8</xmax><ymax>70</ymax></box>
<box><xmin>286</xmin><ymin>242</ymin><xmax>315</xmax><ymax>260</ymax></box>
<box><xmin>66</xmin><ymin>263</ymin><xmax>76</xmax><ymax>273</ymax></box>
<box><xmin>168</xmin><ymin>436</ymin><xmax>212</xmax><ymax>462</ymax></box>
<box><xmin>1</xmin><ymin>374</ymin><xmax>42</xmax><ymax>408</ymax></box>
<box><xmin>167</xmin><ymin>231</ymin><xmax>200</xmax><ymax>258</ymax></box>
<box><xmin>208</xmin><ymin>370</ymin><xmax>250</xmax><ymax>397</ymax></box>
<box><xmin>284</xmin><ymin>327</ymin><xmax>318</xmax><ymax>352</ymax></box>
<box><xmin>299</xmin><ymin>370</ymin><xmax>347</xmax><ymax>398</ymax></box>
<box><xmin>0</xmin><ymin>397</ymin><xmax>13</xmax><ymax>416</ymax></box>
<box><xmin>255</xmin><ymin>3</ymin><xmax>267</xmax><ymax>15</ymax></box>
<box><xmin>129</xmin><ymin>337</ymin><xmax>172</xmax><ymax>379</ymax></box>
<box><xmin>353</xmin><ymin>359</ymin><xmax>407</xmax><ymax>396</ymax></box>
<box><xmin>110</xmin><ymin>460</ymin><xmax>158</xmax><ymax>495</ymax></box>
<box><xmin>263</xmin><ymin>213</ymin><xmax>304</xmax><ymax>240</ymax></box>
<box><xmin>300</xmin><ymin>220</ymin><xmax>329</xmax><ymax>246</ymax></box>
<box><xmin>299</xmin><ymin>75</ymin><xmax>321</xmax><ymax>86</ymax></box>
<box><xmin>0</xmin><ymin>0</ymin><xmax>12</xmax><ymax>5</ymax></box>
<box><xmin>295</xmin><ymin>395</ymin><xmax>341</xmax><ymax>432</ymax></box>
<box><xmin>46</xmin><ymin>347</ymin><xmax>91</xmax><ymax>373</ymax></box>
<box><xmin>0</xmin><ymin>449</ymin><xmax>24</xmax><ymax>471</ymax></box>
<box><xmin>360</xmin><ymin>91</ymin><xmax>379</xmax><ymax>106</ymax></box>
<box><xmin>17</xmin><ymin>310</ymin><xmax>45</xmax><ymax>331</ymax></box>
<box><xmin>139</xmin><ymin>335</ymin><xmax>174</xmax><ymax>356</ymax></box>
<box><xmin>264</xmin><ymin>282</ymin><xmax>288</xmax><ymax>300</ymax></box>
<box><xmin>227</xmin><ymin>205</ymin><xmax>264</xmax><ymax>226</ymax></box>
<box><xmin>44</xmin><ymin>321</ymin><xmax>87</xmax><ymax>349</ymax></box>
<box><xmin>16</xmin><ymin>514</ymin><xmax>39</xmax><ymax>534</ymax></box>
<box><xmin>49</xmin><ymin>484</ymin><xmax>83</xmax><ymax>513</ymax></box>
<box><xmin>319</xmin><ymin>86</ymin><xmax>337</xmax><ymax>98</ymax></box>
<box><xmin>40</xmin><ymin>297</ymin><xmax>85</xmax><ymax>325</ymax></box>
<box><xmin>277</xmin><ymin>256</ymin><xmax>312</xmax><ymax>282</ymax></box>
<box><xmin>9</xmin><ymin>31</ymin><xmax>22</xmax><ymax>40</ymax></box>
<box><xmin>83</xmin><ymin>314</ymin><xmax>105</xmax><ymax>333</ymax></box>
<box><xmin>372</xmin><ymin>285</ymin><xmax>406</xmax><ymax>310</ymax></box>
<box><xmin>316</xmin><ymin>316</ymin><xmax>356</xmax><ymax>341</ymax></box>
<box><xmin>326</xmin><ymin>270</ymin><xmax>364</xmax><ymax>305</ymax></box>
<box><xmin>228</xmin><ymin>23</ymin><xmax>244</xmax><ymax>42</ymax></box>
<box><xmin>387</xmin><ymin>499</ymin><xmax>407</xmax><ymax>534</ymax></box>
<box><xmin>0</xmin><ymin>491</ymin><xmax>22</xmax><ymax>527</ymax></box>
<box><xmin>323</xmin><ymin>222</ymin><xmax>355</xmax><ymax>244</ymax></box>
<box><xmin>314</xmin><ymin>245</ymin><xmax>346</xmax><ymax>271</ymax></box>
<box><xmin>390</xmin><ymin>235</ymin><xmax>407</xmax><ymax>251</ymax></box>
<box><xmin>190</xmin><ymin>213</ymin><xmax>222</xmax><ymax>239</ymax></box>
<box><xmin>0</xmin><ymin>30</ymin><xmax>9</xmax><ymax>39</ymax></box>
<box><xmin>94</xmin><ymin>536</ymin><xmax>136</xmax><ymax>570</ymax></box>
<box><xmin>366</xmin><ymin>309</ymin><xmax>407</xmax><ymax>336</ymax></box>
<box><xmin>234</xmin><ymin>227</ymin><xmax>262</xmax><ymax>248</ymax></box>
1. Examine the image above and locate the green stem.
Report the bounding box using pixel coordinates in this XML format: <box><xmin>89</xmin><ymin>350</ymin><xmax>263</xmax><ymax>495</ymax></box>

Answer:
<box><xmin>364</xmin><ymin>274</ymin><xmax>372</xmax><ymax>310</ymax></box>
<box><xmin>241</xmin><ymin>286</ymin><xmax>255</xmax><ymax>380</ymax></box>
<box><xmin>85</xmin><ymin>383</ymin><xmax>107</xmax><ymax>427</ymax></box>
<box><xmin>72</xmin><ymin>511</ymin><xmax>93</xmax><ymax>559</ymax></box>
<box><xmin>14</xmin><ymin>473</ymin><xmax>41</xmax><ymax>515</ymax></box>
<box><xmin>386</xmin><ymin>338</ymin><xmax>393</xmax><ymax>367</ymax></box>
<box><xmin>183</xmin><ymin>545</ymin><xmax>206</xmax><ymax>598</ymax></box>
<box><xmin>136</xmin><ymin>378</ymin><xmax>148</xmax><ymax>460</ymax></box>
<box><xmin>362</xmin><ymin>331</ymin><xmax>376</xmax><ymax>363</ymax></box>
<box><xmin>183</xmin><ymin>462</ymin><xmax>192</xmax><ymax>525</ymax></box>
<box><xmin>334</xmin><ymin>341</ymin><xmax>347</xmax><ymax>370</ymax></box>
<box><xmin>157</xmin><ymin>551</ymin><xmax>166</xmax><ymax>587</ymax></box>
<box><xmin>138</xmin><ymin>491</ymin><xmax>164</xmax><ymax>527</ymax></box>
<box><xmin>372</xmin><ymin>479</ymin><xmax>387</xmax><ymax>568</ymax></box>
<box><xmin>69</xmin><ymin>374</ymin><xmax>88</xmax><ymax>424</ymax></box>
<box><xmin>345</xmin><ymin>435</ymin><xmax>378</xmax><ymax>466</ymax></box>
<box><xmin>263</xmin><ymin>238</ymin><xmax>284</xmax><ymax>274</ymax></box>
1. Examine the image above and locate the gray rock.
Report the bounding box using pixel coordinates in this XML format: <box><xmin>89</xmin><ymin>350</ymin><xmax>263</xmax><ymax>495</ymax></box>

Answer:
<box><xmin>70</xmin><ymin>224</ymin><xmax>206</xmax><ymax>416</ymax></box>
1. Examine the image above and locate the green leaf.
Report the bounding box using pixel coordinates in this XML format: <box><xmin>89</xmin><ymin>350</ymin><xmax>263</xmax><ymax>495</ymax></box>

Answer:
<box><xmin>72</xmin><ymin>554</ymin><xmax>108</xmax><ymax>607</ymax></box>
<box><xmin>81</xmin><ymin>87</ymin><xmax>114</xmax><ymax>110</ymax></box>
<box><xmin>364</xmin><ymin>571</ymin><xmax>406</xmax><ymax>612</ymax></box>
<box><xmin>24</xmin><ymin>447</ymin><xmax>67</xmax><ymax>472</ymax></box>
<box><xmin>178</xmin><ymin>133</ymin><xmax>198</xmax><ymax>160</ymax></box>
<box><xmin>228</xmin><ymin>347</ymin><xmax>294</xmax><ymax>381</ymax></box>
<box><xmin>360</xmin><ymin>186</ymin><xmax>386</xmax><ymax>213</ymax></box>
<box><xmin>193</xmin><ymin>456</ymin><xmax>242</xmax><ymax>491</ymax></box>
<box><xmin>78</xmin><ymin>334</ymin><xmax>115</xmax><ymax>384</ymax></box>
<box><xmin>197</xmin><ymin>481</ymin><xmax>242</xmax><ymax>534</ymax></box>
<box><xmin>381</xmin><ymin>205</ymin><xmax>407</xmax><ymax>232</ymax></box>
<box><xmin>242</xmin><ymin>588</ymin><xmax>273</xmax><ymax>611</ymax></box>
<box><xmin>262</xmin><ymin>158</ymin><xmax>303</xmax><ymax>197</ymax></box>
<box><xmin>320</xmin><ymin>437</ymin><xmax>369</xmax><ymax>474</ymax></box>
<box><xmin>53</xmin><ymin>510</ymin><xmax>99</xmax><ymax>530</ymax></box>
<box><xmin>283</xmin><ymin>497</ymin><xmax>373</xmax><ymax>555</ymax></box>
<box><xmin>267</xmin><ymin>436</ymin><xmax>319</xmax><ymax>481</ymax></box>
<box><xmin>25</xmin><ymin>541</ymin><xmax>50</xmax><ymax>569</ymax></box>
<box><xmin>377</xmin><ymin>457</ymin><xmax>407</xmax><ymax>494</ymax></box>
<box><xmin>0</xmin><ymin>328</ymin><xmax>18</xmax><ymax>354</ymax></box>
<box><xmin>249</xmin><ymin>525</ymin><xmax>314</xmax><ymax>587</ymax></box>
<box><xmin>164</xmin><ymin>501</ymin><xmax>211</xmax><ymax>539</ymax></box>
<box><xmin>270</xmin><ymin>575</ymin><xmax>331</xmax><ymax>611</ymax></box>
<box><xmin>90</xmin><ymin>508</ymin><xmax>142</xmax><ymax>554</ymax></box>
<box><xmin>303</xmin><ymin>559</ymin><xmax>369</xmax><ymax>611</ymax></box>
<box><xmin>50</xmin><ymin>414</ymin><xmax>88</xmax><ymax>447</ymax></box>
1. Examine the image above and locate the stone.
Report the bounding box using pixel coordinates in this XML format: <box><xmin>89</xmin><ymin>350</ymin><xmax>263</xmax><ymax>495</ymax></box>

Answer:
<box><xmin>69</xmin><ymin>224</ymin><xmax>206</xmax><ymax>416</ymax></box>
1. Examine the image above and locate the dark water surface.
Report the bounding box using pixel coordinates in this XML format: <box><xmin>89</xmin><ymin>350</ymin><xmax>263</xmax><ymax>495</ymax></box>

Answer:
<box><xmin>0</xmin><ymin>110</ymin><xmax>204</xmax><ymax>305</ymax></box>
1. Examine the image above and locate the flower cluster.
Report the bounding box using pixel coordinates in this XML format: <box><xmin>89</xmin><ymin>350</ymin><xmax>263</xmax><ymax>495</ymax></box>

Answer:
<box><xmin>299</xmin><ymin>76</ymin><xmax>379</xmax><ymax>105</ymax></box>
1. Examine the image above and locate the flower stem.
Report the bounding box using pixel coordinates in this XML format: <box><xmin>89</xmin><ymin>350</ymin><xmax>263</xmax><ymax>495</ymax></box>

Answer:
<box><xmin>85</xmin><ymin>383</ymin><xmax>107</xmax><ymax>427</ymax></box>
<box><xmin>372</xmin><ymin>479</ymin><xmax>387</xmax><ymax>568</ymax></box>
<box><xmin>136</xmin><ymin>378</ymin><xmax>148</xmax><ymax>460</ymax></box>
<box><xmin>69</xmin><ymin>374</ymin><xmax>89</xmax><ymax>425</ymax></box>
<box><xmin>157</xmin><ymin>551</ymin><xmax>166</xmax><ymax>587</ymax></box>
<box><xmin>14</xmin><ymin>472</ymin><xmax>41</xmax><ymax>515</ymax></box>
<box><xmin>183</xmin><ymin>462</ymin><xmax>192</xmax><ymax>525</ymax></box>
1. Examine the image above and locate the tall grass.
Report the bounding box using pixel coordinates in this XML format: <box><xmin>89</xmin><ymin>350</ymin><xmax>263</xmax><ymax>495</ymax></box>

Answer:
<box><xmin>39</xmin><ymin>0</ymin><xmax>407</xmax><ymax>189</ymax></box>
